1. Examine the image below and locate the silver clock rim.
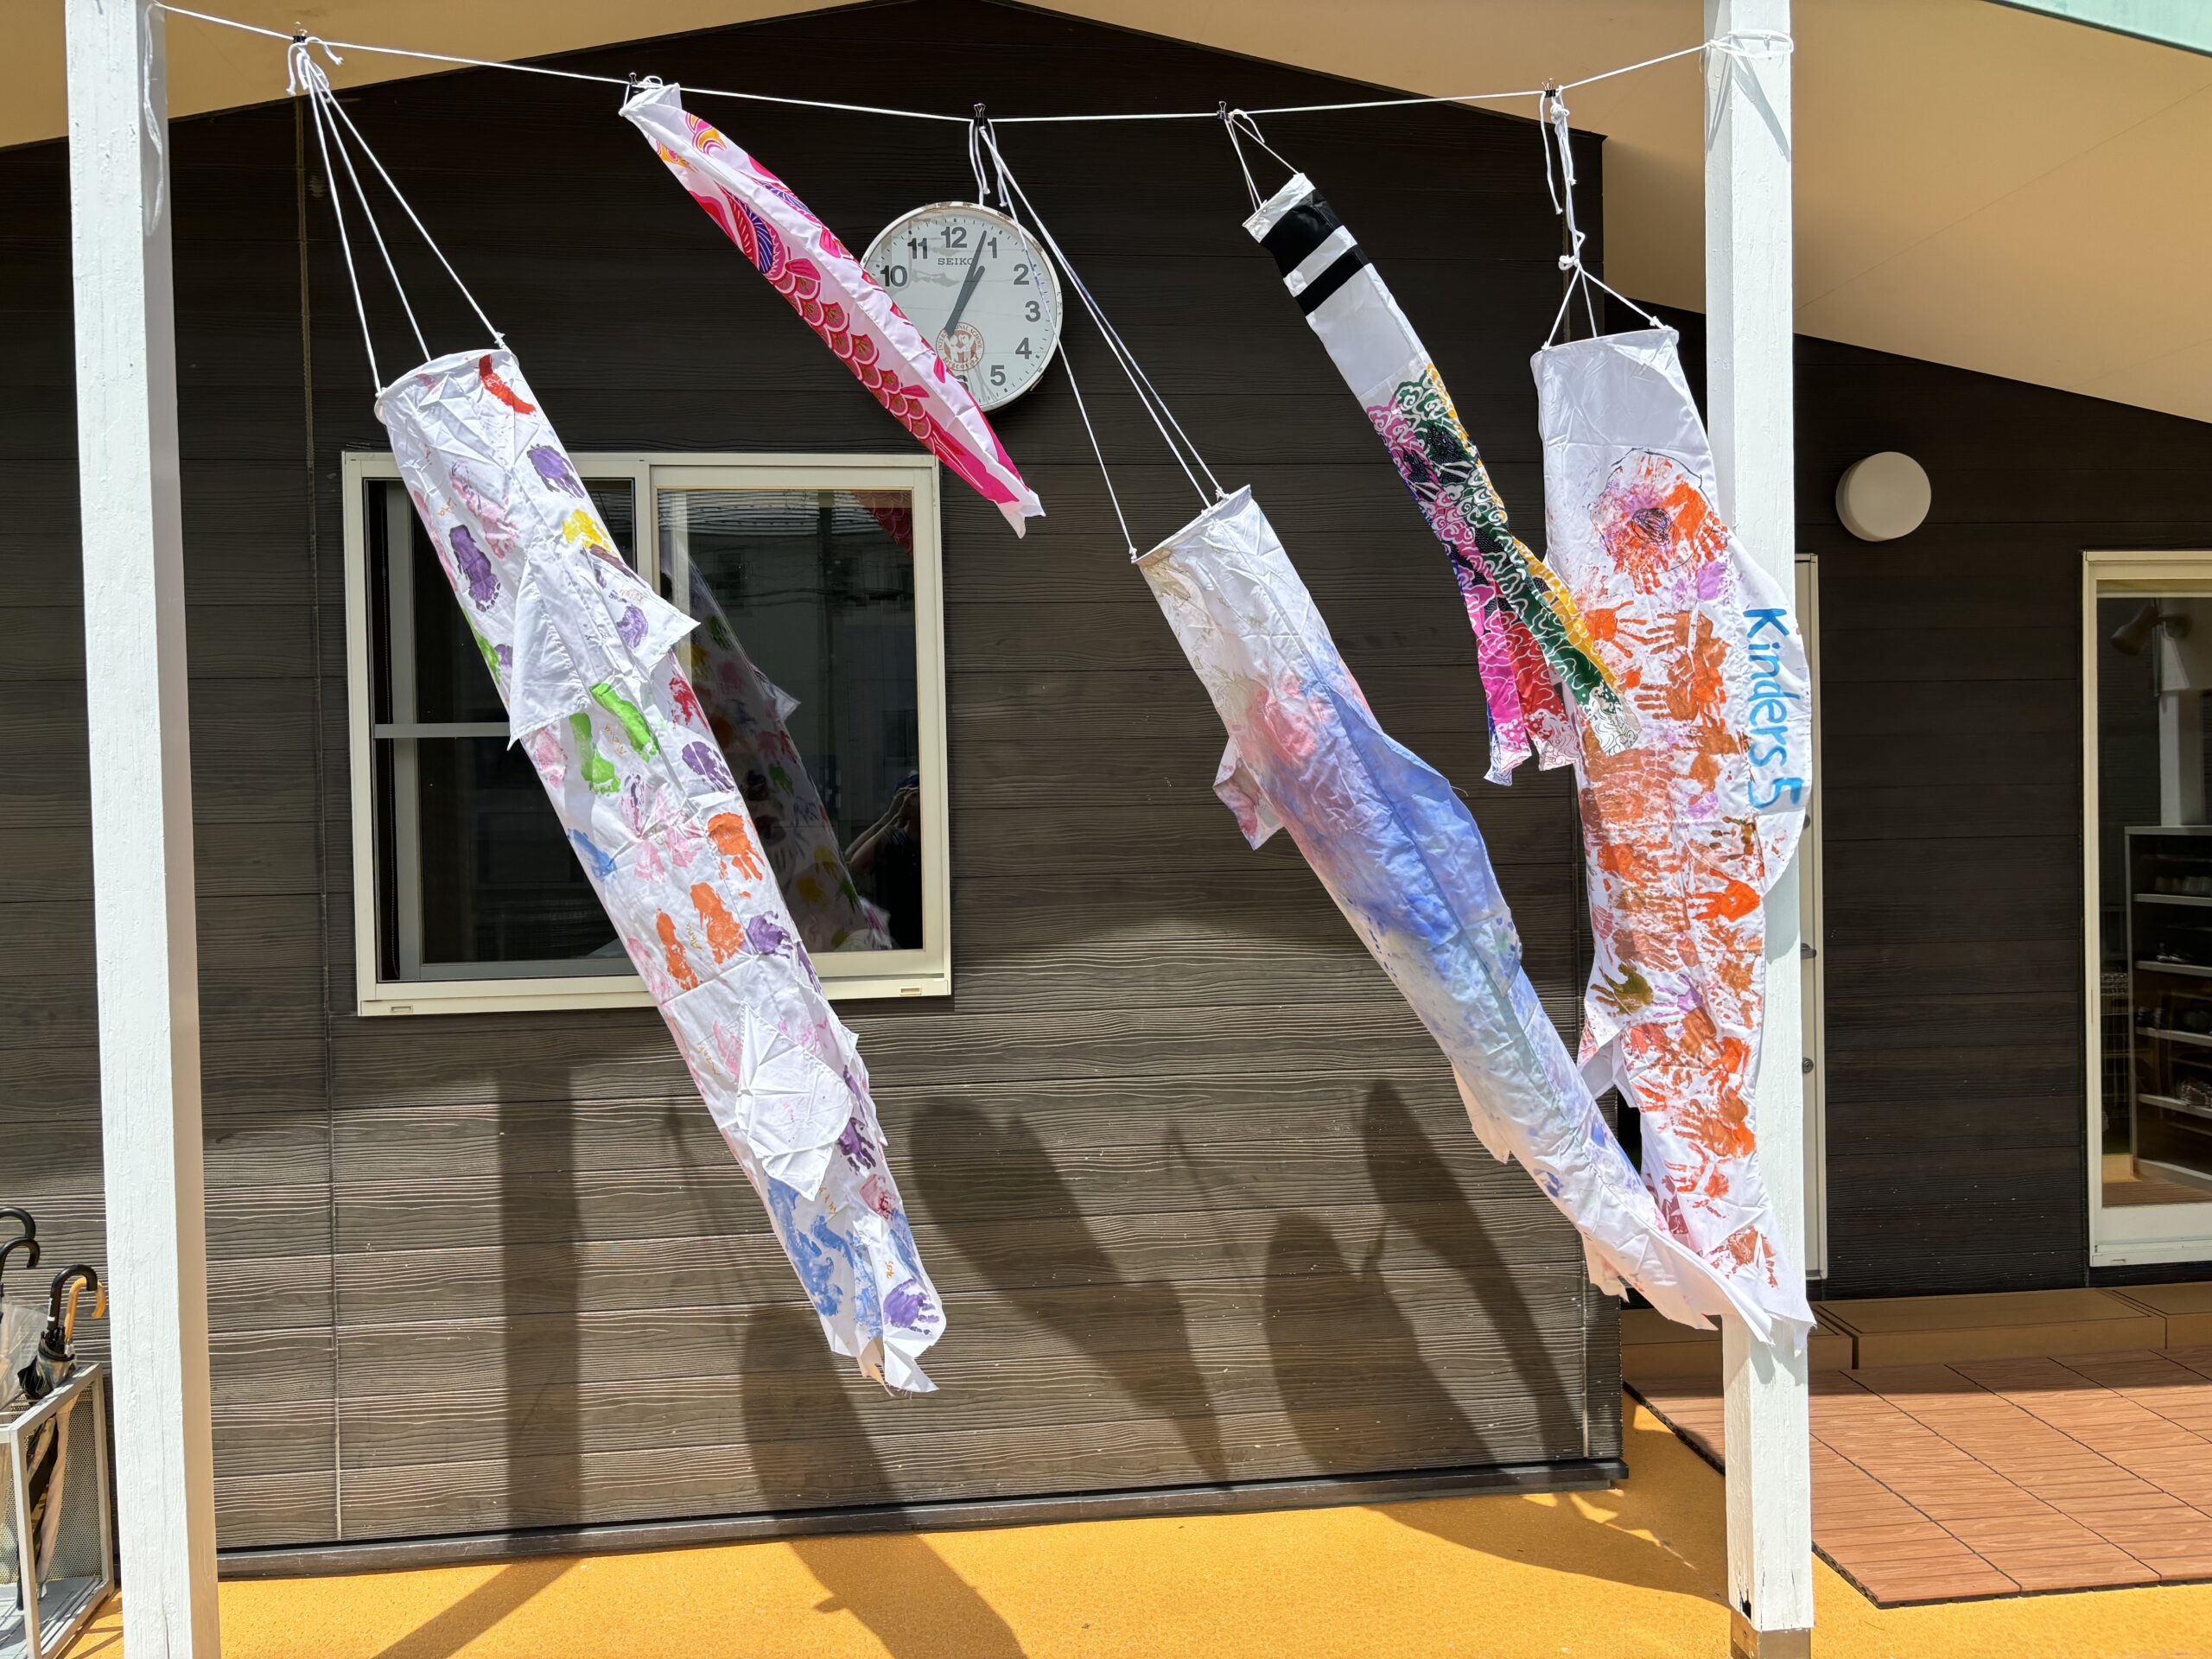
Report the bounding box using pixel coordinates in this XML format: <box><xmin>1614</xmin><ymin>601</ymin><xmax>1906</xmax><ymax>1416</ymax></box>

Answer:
<box><xmin>861</xmin><ymin>200</ymin><xmax>1064</xmax><ymax>412</ymax></box>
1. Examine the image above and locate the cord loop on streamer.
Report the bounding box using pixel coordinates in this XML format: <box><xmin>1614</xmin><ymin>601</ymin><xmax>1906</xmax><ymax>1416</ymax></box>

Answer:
<box><xmin>979</xmin><ymin>124</ymin><xmax>1225</xmax><ymax>543</ymax></box>
<box><xmin>1539</xmin><ymin>86</ymin><xmax>1663</xmax><ymax>348</ymax></box>
<box><xmin>1220</xmin><ymin>108</ymin><xmax>1294</xmax><ymax>213</ymax></box>
<box><xmin>289</xmin><ymin>34</ymin><xmax>508</xmax><ymax>386</ymax></box>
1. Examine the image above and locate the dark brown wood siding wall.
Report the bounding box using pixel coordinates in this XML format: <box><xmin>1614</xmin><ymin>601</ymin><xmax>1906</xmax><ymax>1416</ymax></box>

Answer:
<box><xmin>2</xmin><ymin>0</ymin><xmax>1624</xmax><ymax>1553</ymax></box>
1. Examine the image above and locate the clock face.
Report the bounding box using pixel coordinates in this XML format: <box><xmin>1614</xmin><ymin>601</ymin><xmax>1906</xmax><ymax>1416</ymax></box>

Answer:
<box><xmin>863</xmin><ymin>202</ymin><xmax>1062</xmax><ymax>412</ymax></box>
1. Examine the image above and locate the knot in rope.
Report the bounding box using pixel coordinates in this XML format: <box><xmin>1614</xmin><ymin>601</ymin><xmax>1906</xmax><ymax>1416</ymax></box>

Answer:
<box><xmin>283</xmin><ymin>33</ymin><xmax>342</xmax><ymax>99</ymax></box>
<box><xmin>1708</xmin><ymin>29</ymin><xmax>1795</xmax><ymax>62</ymax></box>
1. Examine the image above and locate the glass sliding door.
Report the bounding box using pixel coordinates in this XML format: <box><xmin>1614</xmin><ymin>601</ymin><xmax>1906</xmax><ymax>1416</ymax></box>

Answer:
<box><xmin>2087</xmin><ymin>553</ymin><xmax>2212</xmax><ymax>1262</ymax></box>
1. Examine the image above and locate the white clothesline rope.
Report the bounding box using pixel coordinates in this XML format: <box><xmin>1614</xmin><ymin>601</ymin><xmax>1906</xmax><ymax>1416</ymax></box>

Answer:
<box><xmin>156</xmin><ymin>3</ymin><xmax>1789</xmax><ymax>129</ymax></box>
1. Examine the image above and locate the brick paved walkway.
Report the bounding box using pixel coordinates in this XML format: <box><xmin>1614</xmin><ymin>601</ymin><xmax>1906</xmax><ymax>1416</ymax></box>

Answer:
<box><xmin>1636</xmin><ymin>1346</ymin><xmax>2212</xmax><ymax>1605</ymax></box>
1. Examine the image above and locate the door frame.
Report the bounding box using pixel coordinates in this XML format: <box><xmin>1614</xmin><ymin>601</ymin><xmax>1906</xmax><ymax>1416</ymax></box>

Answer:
<box><xmin>2082</xmin><ymin>548</ymin><xmax>2212</xmax><ymax>1265</ymax></box>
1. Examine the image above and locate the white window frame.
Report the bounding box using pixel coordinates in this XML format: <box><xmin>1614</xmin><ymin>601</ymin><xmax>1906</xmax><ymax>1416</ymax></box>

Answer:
<box><xmin>2083</xmin><ymin>548</ymin><xmax>2212</xmax><ymax>1264</ymax></box>
<box><xmin>342</xmin><ymin>450</ymin><xmax>951</xmax><ymax>1016</ymax></box>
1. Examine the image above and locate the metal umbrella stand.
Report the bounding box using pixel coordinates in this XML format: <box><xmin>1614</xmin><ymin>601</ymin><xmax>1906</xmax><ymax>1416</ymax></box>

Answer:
<box><xmin>2</xmin><ymin>1266</ymin><xmax>112</xmax><ymax>1659</ymax></box>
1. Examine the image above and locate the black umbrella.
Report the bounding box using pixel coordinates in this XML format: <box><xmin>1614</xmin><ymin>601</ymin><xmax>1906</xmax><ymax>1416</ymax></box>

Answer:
<box><xmin>10</xmin><ymin>1265</ymin><xmax>101</xmax><ymax>1600</ymax></box>
<box><xmin>0</xmin><ymin>1210</ymin><xmax>38</xmax><ymax>1419</ymax></box>
<box><xmin>0</xmin><ymin>1210</ymin><xmax>35</xmax><ymax>1302</ymax></box>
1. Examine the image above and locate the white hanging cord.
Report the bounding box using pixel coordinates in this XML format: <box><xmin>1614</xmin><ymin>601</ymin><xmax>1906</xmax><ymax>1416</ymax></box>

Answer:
<box><xmin>1000</xmin><ymin>32</ymin><xmax>1792</xmax><ymax>122</ymax></box>
<box><xmin>296</xmin><ymin>45</ymin><xmax>382</xmax><ymax>385</ymax></box>
<box><xmin>1223</xmin><ymin>108</ymin><xmax>1262</xmax><ymax>212</ymax></box>
<box><xmin>158</xmin><ymin>4</ymin><xmax>1787</xmax><ymax>129</ymax></box>
<box><xmin>986</xmin><ymin>128</ymin><xmax>1223</xmax><ymax>506</ymax></box>
<box><xmin>1054</xmin><ymin>320</ymin><xmax>1142</xmax><ymax>557</ymax></box>
<box><xmin>964</xmin><ymin>126</ymin><xmax>1137</xmax><ymax>554</ymax></box>
<box><xmin>1540</xmin><ymin>87</ymin><xmax>1664</xmax><ymax>347</ymax></box>
<box><xmin>983</xmin><ymin>129</ymin><xmax>1210</xmax><ymax>505</ymax></box>
<box><xmin>1220</xmin><ymin>108</ymin><xmax>1297</xmax><ymax>213</ymax></box>
<box><xmin>161</xmin><ymin>3</ymin><xmax>971</xmax><ymax>124</ymax></box>
<box><xmin>983</xmin><ymin>127</ymin><xmax>1223</xmax><ymax>498</ymax></box>
<box><xmin>311</xmin><ymin>57</ymin><xmax>506</xmax><ymax>346</ymax></box>
<box><xmin>292</xmin><ymin>43</ymin><xmax>431</xmax><ymax>364</ymax></box>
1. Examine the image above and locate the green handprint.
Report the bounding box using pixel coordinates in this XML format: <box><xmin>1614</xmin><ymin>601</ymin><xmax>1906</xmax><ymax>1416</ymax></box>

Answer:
<box><xmin>571</xmin><ymin>711</ymin><xmax>620</xmax><ymax>795</ymax></box>
<box><xmin>589</xmin><ymin>683</ymin><xmax>658</xmax><ymax>756</ymax></box>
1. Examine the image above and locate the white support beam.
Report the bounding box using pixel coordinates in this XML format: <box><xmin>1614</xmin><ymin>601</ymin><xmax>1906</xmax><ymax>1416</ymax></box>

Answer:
<box><xmin>1704</xmin><ymin>3</ymin><xmax>1813</xmax><ymax>1656</ymax></box>
<box><xmin>64</xmin><ymin>1</ymin><xmax>222</xmax><ymax>1654</ymax></box>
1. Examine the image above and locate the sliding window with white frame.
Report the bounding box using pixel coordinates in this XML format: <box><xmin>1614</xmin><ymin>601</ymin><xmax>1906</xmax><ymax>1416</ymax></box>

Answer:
<box><xmin>341</xmin><ymin>451</ymin><xmax>950</xmax><ymax>1015</ymax></box>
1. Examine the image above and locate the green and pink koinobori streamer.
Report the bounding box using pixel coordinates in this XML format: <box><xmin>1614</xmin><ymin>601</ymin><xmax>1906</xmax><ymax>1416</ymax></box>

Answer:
<box><xmin>1138</xmin><ymin>488</ymin><xmax>1773</xmax><ymax>1337</ymax></box>
<box><xmin>378</xmin><ymin>347</ymin><xmax>946</xmax><ymax>1389</ymax></box>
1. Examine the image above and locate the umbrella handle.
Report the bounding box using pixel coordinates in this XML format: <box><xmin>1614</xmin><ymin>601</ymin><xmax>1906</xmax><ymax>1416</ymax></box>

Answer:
<box><xmin>0</xmin><ymin>1208</ymin><xmax>33</xmax><ymax>1243</ymax></box>
<box><xmin>0</xmin><ymin>1235</ymin><xmax>36</xmax><ymax>1281</ymax></box>
<box><xmin>47</xmin><ymin>1265</ymin><xmax>100</xmax><ymax>1347</ymax></box>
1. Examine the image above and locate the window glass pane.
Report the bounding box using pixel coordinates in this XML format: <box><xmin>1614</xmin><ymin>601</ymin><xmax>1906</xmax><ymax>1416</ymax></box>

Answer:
<box><xmin>658</xmin><ymin>486</ymin><xmax>923</xmax><ymax>953</ymax></box>
<box><xmin>2098</xmin><ymin>588</ymin><xmax>2212</xmax><ymax>1208</ymax></box>
<box><xmin>366</xmin><ymin>477</ymin><xmax>640</xmax><ymax>980</ymax></box>
<box><xmin>416</xmin><ymin>737</ymin><xmax>620</xmax><ymax>969</ymax></box>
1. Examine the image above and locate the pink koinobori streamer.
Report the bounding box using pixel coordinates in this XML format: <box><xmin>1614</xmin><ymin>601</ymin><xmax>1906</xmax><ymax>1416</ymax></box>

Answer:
<box><xmin>622</xmin><ymin>80</ymin><xmax>1043</xmax><ymax>537</ymax></box>
<box><xmin>379</xmin><ymin>346</ymin><xmax>948</xmax><ymax>1391</ymax></box>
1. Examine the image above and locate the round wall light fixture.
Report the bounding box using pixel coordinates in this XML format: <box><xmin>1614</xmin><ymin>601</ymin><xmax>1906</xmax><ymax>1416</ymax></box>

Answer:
<box><xmin>1835</xmin><ymin>451</ymin><xmax>1931</xmax><ymax>542</ymax></box>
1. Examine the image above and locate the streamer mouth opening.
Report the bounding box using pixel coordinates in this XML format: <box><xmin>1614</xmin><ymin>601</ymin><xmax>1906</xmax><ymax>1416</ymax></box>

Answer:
<box><xmin>1134</xmin><ymin>485</ymin><xmax>1254</xmax><ymax>569</ymax></box>
<box><xmin>370</xmin><ymin>344</ymin><xmax>508</xmax><ymax>419</ymax></box>
<box><xmin>1535</xmin><ymin>324</ymin><xmax>1680</xmax><ymax>357</ymax></box>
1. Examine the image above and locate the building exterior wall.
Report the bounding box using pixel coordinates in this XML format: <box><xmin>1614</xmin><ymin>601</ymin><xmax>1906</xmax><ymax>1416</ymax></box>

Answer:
<box><xmin>1</xmin><ymin>1</ymin><xmax>1623</xmax><ymax>1555</ymax></box>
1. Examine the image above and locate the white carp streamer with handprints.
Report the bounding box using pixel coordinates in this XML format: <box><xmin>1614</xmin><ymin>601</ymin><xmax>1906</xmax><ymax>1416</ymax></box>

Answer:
<box><xmin>379</xmin><ymin>346</ymin><xmax>946</xmax><ymax>1390</ymax></box>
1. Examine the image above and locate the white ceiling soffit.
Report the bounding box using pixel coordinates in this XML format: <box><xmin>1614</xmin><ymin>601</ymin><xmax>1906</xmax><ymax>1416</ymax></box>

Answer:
<box><xmin>10</xmin><ymin>0</ymin><xmax>2212</xmax><ymax>423</ymax></box>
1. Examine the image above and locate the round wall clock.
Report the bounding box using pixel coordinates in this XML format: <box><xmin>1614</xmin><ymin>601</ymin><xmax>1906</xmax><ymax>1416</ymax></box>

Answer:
<box><xmin>862</xmin><ymin>201</ymin><xmax>1062</xmax><ymax>412</ymax></box>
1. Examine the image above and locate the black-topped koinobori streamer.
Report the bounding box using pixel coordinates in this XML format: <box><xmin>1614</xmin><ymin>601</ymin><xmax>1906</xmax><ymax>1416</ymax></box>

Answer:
<box><xmin>1224</xmin><ymin>112</ymin><xmax>1637</xmax><ymax>786</ymax></box>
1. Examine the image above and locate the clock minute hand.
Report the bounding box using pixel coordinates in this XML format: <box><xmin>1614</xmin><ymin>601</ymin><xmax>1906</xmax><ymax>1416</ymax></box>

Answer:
<box><xmin>938</xmin><ymin>238</ymin><xmax>991</xmax><ymax>342</ymax></box>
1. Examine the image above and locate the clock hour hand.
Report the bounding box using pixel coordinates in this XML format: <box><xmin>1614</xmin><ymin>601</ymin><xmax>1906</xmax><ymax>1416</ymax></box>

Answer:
<box><xmin>938</xmin><ymin>238</ymin><xmax>991</xmax><ymax>342</ymax></box>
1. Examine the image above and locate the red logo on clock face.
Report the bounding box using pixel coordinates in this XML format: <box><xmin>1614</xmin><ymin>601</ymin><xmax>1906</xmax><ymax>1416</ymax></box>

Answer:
<box><xmin>937</xmin><ymin>321</ymin><xmax>986</xmax><ymax>373</ymax></box>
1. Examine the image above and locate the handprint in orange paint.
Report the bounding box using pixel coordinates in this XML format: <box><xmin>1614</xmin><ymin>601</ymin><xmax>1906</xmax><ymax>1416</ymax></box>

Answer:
<box><xmin>694</xmin><ymin>884</ymin><xmax>745</xmax><ymax>963</ymax></box>
<box><xmin>655</xmin><ymin>912</ymin><xmax>700</xmax><ymax>991</ymax></box>
<box><xmin>707</xmin><ymin>812</ymin><xmax>766</xmax><ymax>881</ymax></box>
<box><xmin>1694</xmin><ymin>880</ymin><xmax>1761</xmax><ymax>925</ymax></box>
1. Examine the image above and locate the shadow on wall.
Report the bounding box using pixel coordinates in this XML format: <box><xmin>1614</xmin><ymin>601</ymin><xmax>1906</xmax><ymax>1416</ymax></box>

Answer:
<box><xmin>502</xmin><ymin>1077</ymin><xmax>582</xmax><ymax>1533</ymax></box>
<box><xmin>1360</xmin><ymin>1079</ymin><xmax>1579</xmax><ymax>1452</ymax></box>
<box><xmin>744</xmin><ymin>1303</ymin><xmax>1029</xmax><ymax>1659</ymax></box>
<box><xmin>909</xmin><ymin>1102</ymin><xmax>1230</xmax><ymax>1484</ymax></box>
<box><xmin>1262</xmin><ymin>1211</ymin><xmax>1480</xmax><ymax>1473</ymax></box>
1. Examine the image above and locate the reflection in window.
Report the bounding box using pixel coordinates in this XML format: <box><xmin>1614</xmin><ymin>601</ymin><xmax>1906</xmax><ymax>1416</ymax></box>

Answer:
<box><xmin>2099</xmin><ymin>592</ymin><xmax>2212</xmax><ymax>1207</ymax></box>
<box><xmin>658</xmin><ymin>488</ymin><xmax>922</xmax><ymax>953</ymax></box>
<box><xmin>366</xmin><ymin>477</ymin><xmax>636</xmax><ymax>979</ymax></box>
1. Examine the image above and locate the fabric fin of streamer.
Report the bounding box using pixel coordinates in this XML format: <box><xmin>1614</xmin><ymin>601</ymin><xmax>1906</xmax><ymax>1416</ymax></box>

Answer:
<box><xmin>1139</xmin><ymin>486</ymin><xmax>1780</xmax><ymax>1340</ymax></box>
<box><xmin>379</xmin><ymin>346</ymin><xmax>947</xmax><ymax>1390</ymax></box>
<box><xmin>621</xmin><ymin>81</ymin><xmax>1043</xmax><ymax>537</ymax></box>
<box><xmin>1243</xmin><ymin>173</ymin><xmax>1637</xmax><ymax>785</ymax></box>
<box><xmin>1535</xmin><ymin>327</ymin><xmax>1814</xmax><ymax>1345</ymax></box>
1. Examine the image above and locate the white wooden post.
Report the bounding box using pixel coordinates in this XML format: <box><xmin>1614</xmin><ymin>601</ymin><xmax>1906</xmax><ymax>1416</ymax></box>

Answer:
<box><xmin>64</xmin><ymin>1</ymin><xmax>223</xmax><ymax>1654</ymax></box>
<box><xmin>1705</xmin><ymin>2</ymin><xmax>1812</xmax><ymax>1656</ymax></box>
